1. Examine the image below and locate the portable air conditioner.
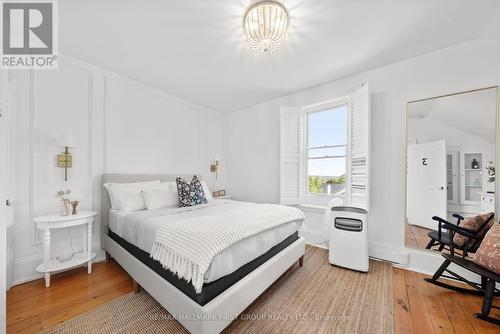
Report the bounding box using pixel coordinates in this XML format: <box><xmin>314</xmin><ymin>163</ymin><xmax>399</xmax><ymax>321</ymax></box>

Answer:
<box><xmin>329</xmin><ymin>206</ymin><xmax>369</xmax><ymax>272</ymax></box>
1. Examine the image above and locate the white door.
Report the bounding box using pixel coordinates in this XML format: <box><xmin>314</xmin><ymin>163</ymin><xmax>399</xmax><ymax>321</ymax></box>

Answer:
<box><xmin>407</xmin><ymin>140</ymin><xmax>447</xmax><ymax>230</ymax></box>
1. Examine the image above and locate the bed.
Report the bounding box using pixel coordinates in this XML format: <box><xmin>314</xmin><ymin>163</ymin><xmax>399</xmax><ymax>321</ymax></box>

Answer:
<box><xmin>101</xmin><ymin>174</ymin><xmax>306</xmax><ymax>334</ymax></box>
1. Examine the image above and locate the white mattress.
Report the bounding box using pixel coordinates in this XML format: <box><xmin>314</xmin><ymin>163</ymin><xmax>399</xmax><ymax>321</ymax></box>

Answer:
<box><xmin>109</xmin><ymin>200</ymin><xmax>302</xmax><ymax>283</ymax></box>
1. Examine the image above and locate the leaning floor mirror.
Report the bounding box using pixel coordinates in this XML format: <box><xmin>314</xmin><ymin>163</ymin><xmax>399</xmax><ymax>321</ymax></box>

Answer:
<box><xmin>405</xmin><ymin>87</ymin><xmax>498</xmax><ymax>251</ymax></box>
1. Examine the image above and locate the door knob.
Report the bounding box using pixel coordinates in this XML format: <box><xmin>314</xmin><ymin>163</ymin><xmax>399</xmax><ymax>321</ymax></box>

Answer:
<box><xmin>440</xmin><ymin>186</ymin><xmax>444</xmax><ymax>190</ymax></box>
<box><xmin>6</xmin><ymin>199</ymin><xmax>12</xmax><ymax>206</ymax></box>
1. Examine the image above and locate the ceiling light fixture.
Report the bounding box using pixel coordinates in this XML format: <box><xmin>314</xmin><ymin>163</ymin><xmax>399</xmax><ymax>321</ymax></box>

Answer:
<box><xmin>243</xmin><ymin>0</ymin><xmax>290</xmax><ymax>55</ymax></box>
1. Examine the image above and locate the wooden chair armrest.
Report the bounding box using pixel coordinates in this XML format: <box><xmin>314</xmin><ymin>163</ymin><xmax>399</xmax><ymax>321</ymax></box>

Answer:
<box><xmin>452</xmin><ymin>213</ymin><xmax>464</xmax><ymax>225</ymax></box>
<box><xmin>433</xmin><ymin>216</ymin><xmax>481</xmax><ymax>235</ymax></box>
<box><xmin>443</xmin><ymin>221</ymin><xmax>478</xmax><ymax>238</ymax></box>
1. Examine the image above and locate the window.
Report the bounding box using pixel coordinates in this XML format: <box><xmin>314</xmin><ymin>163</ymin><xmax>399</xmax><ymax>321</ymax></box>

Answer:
<box><xmin>306</xmin><ymin>104</ymin><xmax>348</xmax><ymax>198</ymax></box>
<box><xmin>280</xmin><ymin>84</ymin><xmax>370</xmax><ymax>210</ymax></box>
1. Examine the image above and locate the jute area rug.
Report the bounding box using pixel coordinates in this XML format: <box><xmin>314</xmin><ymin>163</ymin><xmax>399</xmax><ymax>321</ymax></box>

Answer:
<box><xmin>43</xmin><ymin>246</ymin><xmax>393</xmax><ymax>334</ymax></box>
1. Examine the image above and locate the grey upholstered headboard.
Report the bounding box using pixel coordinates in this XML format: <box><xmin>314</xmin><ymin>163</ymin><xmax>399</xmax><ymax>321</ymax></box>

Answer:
<box><xmin>101</xmin><ymin>174</ymin><xmax>201</xmax><ymax>246</ymax></box>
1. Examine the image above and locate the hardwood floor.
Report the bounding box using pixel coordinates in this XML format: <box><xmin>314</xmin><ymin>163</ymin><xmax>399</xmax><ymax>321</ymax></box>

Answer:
<box><xmin>394</xmin><ymin>268</ymin><xmax>500</xmax><ymax>334</ymax></box>
<box><xmin>405</xmin><ymin>223</ymin><xmax>434</xmax><ymax>250</ymax></box>
<box><xmin>7</xmin><ymin>260</ymin><xmax>499</xmax><ymax>333</ymax></box>
<box><xmin>7</xmin><ymin>261</ymin><xmax>134</xmax><ymax>333</ymax></box>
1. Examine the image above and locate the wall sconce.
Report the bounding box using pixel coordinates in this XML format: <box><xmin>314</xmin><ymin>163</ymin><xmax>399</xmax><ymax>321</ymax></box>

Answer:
<box><xmin>210</xmin><ymin>153</ymin><xmax>221</xmax><ymax>179</ymax></box>
<box><xmin>57</xmin><ymin>133</ymin><xmax>76</xmax><ymax>182</ymax></box>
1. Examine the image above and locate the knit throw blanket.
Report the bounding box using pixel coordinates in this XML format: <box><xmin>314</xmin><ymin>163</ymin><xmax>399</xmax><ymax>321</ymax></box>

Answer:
<box><xmin>150</xmin><ymin>203</ymin><xmax>305</xmax><ymax>293</ymax></box>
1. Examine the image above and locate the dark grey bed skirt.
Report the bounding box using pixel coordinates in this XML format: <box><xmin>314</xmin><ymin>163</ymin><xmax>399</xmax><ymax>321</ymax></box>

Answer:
<box><xmin>108</xmin><ymin>230</ymin><xmax>299</xmax><ymax>306</ymax></box>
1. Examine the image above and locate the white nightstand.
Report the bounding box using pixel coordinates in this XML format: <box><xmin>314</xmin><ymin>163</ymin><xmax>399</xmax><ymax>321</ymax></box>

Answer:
<box><xmin>215</xmin><ymin>195</ymin><xmax>232</xmax><ymax>200</ymax></box>
<box><xmin>34</xmin><ymin>211</ymin><xmax>97</xmax><ymax>287</ymax></box>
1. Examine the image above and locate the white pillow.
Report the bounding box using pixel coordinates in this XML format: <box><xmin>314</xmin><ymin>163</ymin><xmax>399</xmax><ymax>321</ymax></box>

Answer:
<box><xmin>201</xmin><ymin>181</ymin><xmax>214</xmax><ymax>201</ymax></box>
<box><xmin>104</xmin><ymin>180</ymin><xmax>160</xmax><ymax>209</ymax></box>
<box><xmin>164</xmin><ymin>181</ymin><xmax>176</xmax><ymax>190</ymax></box>
<box><xmin>113</xmin><ymin>189</ymin><xmax>146</xmax><ymax>212</ymax></box>
<box><xmin>152</xmin><ymin>182</ymin><xmax>173</xmax><ymax>190</ymax></box>
<box><xmin>143</xmin><ymin>188</ymin><xmax>179</xmax><ymax>210</ymax></box>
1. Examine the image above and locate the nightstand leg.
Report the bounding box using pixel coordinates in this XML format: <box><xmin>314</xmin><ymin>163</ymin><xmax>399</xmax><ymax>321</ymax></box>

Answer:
<box><xmin>87</xmin><ymin>222</ymin><xmax>92</xmax><ymax>274</ymax></box>
<box><xmin>43</xmin><ymin>230</ymin><xmax>51</xmax><ymax>287</ymax></box>
<box><xmin>44</xmin><ymin>273</ymin><xmax>50</xmax><ymax>288</ymax></box>
<box><xmin>83</xmin><ymin>224</ymin><xmax>88</xmax><ymax>254</ymax></box>
<box><xmin>82</xmin><ymin>224</ymin><xmax>87</xmax><ymax>268</ymax></box>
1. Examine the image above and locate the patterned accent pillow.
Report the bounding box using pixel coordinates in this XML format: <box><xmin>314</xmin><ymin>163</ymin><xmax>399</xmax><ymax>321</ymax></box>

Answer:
<box><xmin>479</xmin><ymin>212</ymin><xmax>494</xmax><ymax>222</ymax></box>
<box><xmin>478</xmin><ymin>212</ymin><xmax>495</xmax><ymax>236</ymax></box>
<box><xmin>452</xmin><ymin>214</ymin><xmax>488</xmax><ymax>246</ymax></box>
<box><xmin>176</xmin><ymin>175</ymin><xmax>208</xmax><ymax>207</ymax></box>
<box><xmin>472</xmin><ymin>222</ymin><xmax>500</xmax><ymax>275</ymax></box>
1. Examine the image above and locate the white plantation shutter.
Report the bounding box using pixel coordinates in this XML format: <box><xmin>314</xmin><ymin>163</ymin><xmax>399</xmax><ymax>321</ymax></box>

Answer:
<box><xmin>349</xmin><ymin>84</ymin><xmax>371</xmax><ymax>210</ymax></box>
<box><xmin>280</xmin><ymin>106</ymin><xmax>301</xmax><ymax>204</ymax></box>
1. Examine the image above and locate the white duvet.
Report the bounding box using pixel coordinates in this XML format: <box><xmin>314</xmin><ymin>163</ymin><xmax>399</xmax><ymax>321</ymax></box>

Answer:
<box><xmin>110</xmin><ymin>200</ymin><xmax>304</xmax><ymax>289</ymax></box>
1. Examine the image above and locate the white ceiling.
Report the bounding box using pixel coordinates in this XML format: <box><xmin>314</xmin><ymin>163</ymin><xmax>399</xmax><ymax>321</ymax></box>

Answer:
<box><xmin>60</xmin><ymin>0</ymin><xmax>500</xmax><ymax>112</ymax></box>
<box><xmin>408</xmin><ymin>88</ymin><xmax>497</xmax><ymax>143</ymax></box>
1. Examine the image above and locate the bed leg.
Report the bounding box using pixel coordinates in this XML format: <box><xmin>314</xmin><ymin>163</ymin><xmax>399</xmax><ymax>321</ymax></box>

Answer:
<box><xmin>299</xmin><ymin>255</ymin><xmax>304</xmax><ymax>267</ymax></box>
<box><xmin>105</xmin><ymin>251</ymin><xmax>112</xmax><ymax>261</ymax></box>
<box><xmin>132</xmin><ymin>279</ymin><xmax>140</xmax><ymax>294</ymax></box>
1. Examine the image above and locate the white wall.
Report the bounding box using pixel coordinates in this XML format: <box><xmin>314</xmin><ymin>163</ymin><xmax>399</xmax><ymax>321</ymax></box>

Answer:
<box><xmin>408</xmin><ymin>117</ymin><xmax>493</xmax><ymax>148</ymax></box>
<box><xmin>224</xmin><ymin>38</ymin><xmax>500</xmax><ymax>273</ymax></box>
<box><xmin>9</xmin><ymin>56</ymin><xmax>224</xmax><ymax>285</ymax></box>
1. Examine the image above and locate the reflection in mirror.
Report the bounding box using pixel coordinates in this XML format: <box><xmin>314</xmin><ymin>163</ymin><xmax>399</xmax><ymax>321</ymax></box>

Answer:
<box><xmin>405</xmin><ymin>87</ymin><xmax>497</xmax><ymax>252</ymax></box>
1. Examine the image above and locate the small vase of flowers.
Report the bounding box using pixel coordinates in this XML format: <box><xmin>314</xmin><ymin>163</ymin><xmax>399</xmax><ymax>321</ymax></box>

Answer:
<box><xmin>56</xmin><ymin>189</ymin><xmax>72</xmax><ymax>216</ymax></box>
<box><xmin>485</xmin><ymin>161</ymin><xmax>495</xmax><ymax>193</ymax></box>
<box><xmin>486</xmin><ymin>161</ymin><xmax>495</xmax><ymax>184</ymax></box>
<box><xmin>71</xmin><ymin>200</ymin><xmax>79</xmax><ymax>215</ymax></box>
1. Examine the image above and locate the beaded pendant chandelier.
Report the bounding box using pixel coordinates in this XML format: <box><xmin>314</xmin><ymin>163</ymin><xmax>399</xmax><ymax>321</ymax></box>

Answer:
<box><xmin>243</xmin><ymin>0</ymin><xmax>290</xmax><ymax>55</ymax></box>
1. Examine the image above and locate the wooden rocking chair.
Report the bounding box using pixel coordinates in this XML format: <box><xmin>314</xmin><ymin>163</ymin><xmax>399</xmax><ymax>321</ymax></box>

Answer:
<box><xmin>425</xmin><ymin>212</ymin><xmax>494</xmax><ymax>255</ymax></box>
<box><xmin>424</xmin><ymin>220</ymin><xmax>500</xmax><ymax>325</ymax></box>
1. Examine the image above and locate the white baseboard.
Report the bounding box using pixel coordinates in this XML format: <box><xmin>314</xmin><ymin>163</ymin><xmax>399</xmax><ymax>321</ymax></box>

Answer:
<box><xmin>369</xmin><ymin>241</ymin><xmax>409</xmax><ymax>265</ymax></box>
<box><xmin>398</xmin><ymin>247</ymin><xmax>482</xmax><ymax>284</ymax></box>
<box><xmin>368</xmin><ymin>243</ymin><xmax>482</xmax><ymax>286</ymax></box>
<box><xmin>12</xmin><ymin>255</ymin><xmax>43</xmax><ymax>286</ymax></box>
<box><xmin>371</xmin><ymin>242</ymin><xmax>479</xmax><ymax>283</ymax></box>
